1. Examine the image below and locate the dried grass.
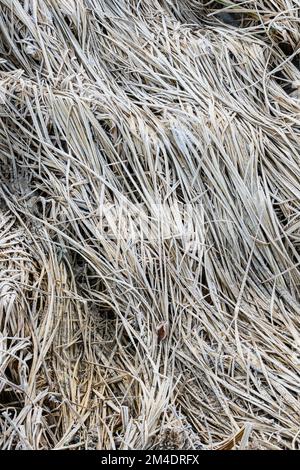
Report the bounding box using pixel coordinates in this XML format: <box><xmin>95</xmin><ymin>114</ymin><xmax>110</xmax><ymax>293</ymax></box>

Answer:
<box><xmin>1</xmin><ymin>0</ymin><xmax>300</xmax><ymax>450</ymax></box>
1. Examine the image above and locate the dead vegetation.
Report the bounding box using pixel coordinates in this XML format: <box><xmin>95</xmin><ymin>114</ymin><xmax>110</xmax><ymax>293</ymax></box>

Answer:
<box><xmin>1</xmin><ymin>0</ymin><xmax>300</xmax><ymax>450</ymax></box>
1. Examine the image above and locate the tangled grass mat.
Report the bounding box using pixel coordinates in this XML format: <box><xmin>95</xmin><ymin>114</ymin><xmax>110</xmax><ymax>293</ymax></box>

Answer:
<box><xmin>1</xmin><ymin>0</ymin><xmax>300</xmax><ymax>450</ymax></box>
